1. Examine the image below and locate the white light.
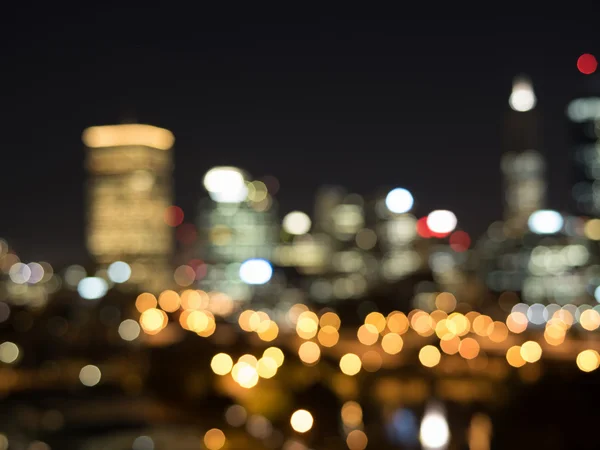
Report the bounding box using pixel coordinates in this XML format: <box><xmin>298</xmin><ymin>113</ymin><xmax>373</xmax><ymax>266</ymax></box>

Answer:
<box><xmin>107</xmin><ymin>261</ymin><xmax>131</xmax><ymax>283</ymax></box>
<box><xmin>420</xmin><ymin>404</ymin><xmax>450</xmax><ymax>450</ymax></box>
<box><xmin>77</xmin><ymin>277</ymin><xmax>108</xmax><ymax>300</ymax></box>
<box><xmin>79</xmin><ymin>364</ymin><xmax>101</xmax><ymax>387</ymax></box>
<box><xmin>239</xmin><ymin>259</ymin><xmax>273</xmax><ymax>285</ymax></box>
<box><xmin>0</xmin><ymin>342</ymin><xmax>20</xmax><ymax>364</ymax></box>
<box><xmin>283</xmin><ymin>211</ymin><xmax>312</xmax><ymax>235</ymax></box>
<box><xmin>427</xmin><ymin>210</ymin><xmax>457</xmax><ymax>234</ymax></box>
<box><xmin>385</xmin><ymin>188</ymin><xmax>414</xmax><ymax>214</ymax></box>
<box><xmin>528</xmin><ymin>210</ymin><xmax>563</xmax><ymax>234</ymax></box>
<box><xmin>509</xmin><ymin>76</ymin><xmax>536</xmax><ymax>112</ymax></box>
<box><xmin>9</xmin><ymin>263</ymin><xmax>31</xmax><ymax>284</ymax></box>
<box><xmin>27</xmin><ymin>262</ymin><xmax>45</xmax><ymax>284</ymax></box>
<box><xmin>118</xmin><ymin>319</ymin><xmax>141</xmax><ymax>341</ymax></box>
<box><xmin>203</xmin><ymin>166</ymin><xmax>248</xmax><ymax>203</ymax></box>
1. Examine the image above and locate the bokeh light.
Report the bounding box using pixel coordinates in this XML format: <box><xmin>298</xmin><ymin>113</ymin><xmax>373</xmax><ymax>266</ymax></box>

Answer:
<box><xmin>290</xmin><ymin>409</ymin><xmax>313</xmax><ymax>433</ymax></box>
<box><xmin>577</xmin><ymin>53</ymin><xmax>597</xmax><ymax>75</ymax></box>
<box><xmin>79</xmin><ymin>365</ymin><xmax>101</xmax><ymax>387</ymax></box>
<box><xmin>385</xmin><ymin>188</ymin><xmax>414</xmax><ymax>214</ymax></box>
<box><xmin>239</xmin><ymin>259</ymin><xmax>273</xmax><ymax>285</ymax></box>
<box><xmin>283</xmin><ymin>211</ymin><xmax>312</xmax><ymax>235</ymax></box>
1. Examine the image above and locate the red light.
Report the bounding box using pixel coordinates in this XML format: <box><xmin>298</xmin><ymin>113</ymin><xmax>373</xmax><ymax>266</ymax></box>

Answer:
<box><xmin>416</xmin><ymin>217</ymin><xmax>432</xmax><ymax>238</ymax></box>
<box><xmin>577</xmin><ymin>53</ymin><xmax>597</xmax><ymax>75</ymax></box>
<box><xmin>449</xmin><ymin>231</ymin><xmax>471</xmax><ymax>252</ymax></box>
<box><xmin>417</xmin><ymin>217</ymin><xmax>450</xmax><ymax>239</ymax></box>
<box><xmin>164</xmin><ymin>206</ymin><xmax>184</xmax><ymax>227</ymax></box>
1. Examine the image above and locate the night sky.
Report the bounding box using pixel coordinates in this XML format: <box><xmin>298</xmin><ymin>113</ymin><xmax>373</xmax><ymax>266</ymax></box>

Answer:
<box><xmin>1</xmin><ymin>8</ymin><xmax>598</xmax><ymax>266</ymax></box>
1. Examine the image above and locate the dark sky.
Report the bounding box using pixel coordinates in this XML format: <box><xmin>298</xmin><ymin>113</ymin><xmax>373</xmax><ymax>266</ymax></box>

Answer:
<box><xmin>1</xmin><ymin>8</ymin><xmax>598</xmax><ymax>265</ymax></box>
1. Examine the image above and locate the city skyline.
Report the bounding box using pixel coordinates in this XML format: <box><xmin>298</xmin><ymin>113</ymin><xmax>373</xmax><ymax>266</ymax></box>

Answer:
<box><xmin>2</xmin><ymin>10</ymin><xmax>599</xmax><ymax>265</ymax></box>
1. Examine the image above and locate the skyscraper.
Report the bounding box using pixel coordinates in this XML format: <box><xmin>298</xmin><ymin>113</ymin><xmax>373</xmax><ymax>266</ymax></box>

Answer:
<box><xmin>82</xmin><ymin>123</ymin><xmax>175</xmax><ymax>293</ymax></box>
<box><xmin>567</xmin><ymin>90</ymin><xmax>600</xmax><ymax>217</ymax></box>
<box><xmin>501</xmin><ymin>76</ymin><xmax>545</xmax><ymax>236</ymax></box>
<box><xmin>196</xmin><ymin>166</ymin><xmax>279</xmax><ymax>301</ymax></box>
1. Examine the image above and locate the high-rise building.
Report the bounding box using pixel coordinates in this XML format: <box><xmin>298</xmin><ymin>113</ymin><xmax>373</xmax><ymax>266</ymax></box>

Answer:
<box><xmin>502</xmin><ymin>76</ymin><xmax>545</xmax><ymax>236</ymax></box>
<box><xmin>196</xmin><ymin>167</ymin><xmax>279</xmax><ymax>301</ymax></box>
<box><xmin>82</xmin><ymin>123</ymin><xmax>175</xmax><ymax>293</ymax></box>
<box><xmin>567</xmin><ymin>92</ymin><xmax>600</xmax><ymax>216</ymax></box>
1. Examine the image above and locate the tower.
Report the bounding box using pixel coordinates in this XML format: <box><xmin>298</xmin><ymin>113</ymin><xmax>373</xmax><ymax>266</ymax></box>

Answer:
<box><xmin>196</xmin><ymin>166</ymin><xmax>279</xmax><ymax>301</ymax></box>
<box><xmin>82</xmin><ymin>123</ymin><xmax>175</xmax><ymax>293</ymax></box>
<box><xmin>567</xmin><ymin>86</ymin><xmax>600</xmax><ymax>216</ymax></box>
<box><xmin>501</xmin><ymin>75</ymin><xmax>546</xmax><ymax>235</ymax></box>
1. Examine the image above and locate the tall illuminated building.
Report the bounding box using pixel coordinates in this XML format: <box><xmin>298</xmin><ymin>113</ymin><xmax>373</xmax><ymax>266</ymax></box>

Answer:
<box><xmin>567</xmin><ymin>88</ymin><xmax>600</xmax><ymax>216</ymax></box>
<box><xmin>501</xmin><ymin>75</ymin><xmax>546</xmax><ymax>236</ymax></box>
<box><xmin>82</xmin><ymin>123</ymin><xmax>175</xmax><ymax>293</ymax></box>
<box><xmin>196</xmin><ymin>166</ymin><xmax>279</xmax><ymax>301</ymax></box>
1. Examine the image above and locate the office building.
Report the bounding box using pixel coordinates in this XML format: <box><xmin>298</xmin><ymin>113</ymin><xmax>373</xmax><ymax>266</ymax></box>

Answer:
<box><xmin>82</xmin><ymin>123</ymin><xmax>175</xmax><ymax>293</ymax></box>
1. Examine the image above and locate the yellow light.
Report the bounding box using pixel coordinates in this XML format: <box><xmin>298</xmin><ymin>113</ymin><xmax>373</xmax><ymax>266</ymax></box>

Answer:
<box><xmin>544</xmin><ymin>324</ymin><xmax>565</xmax><ymax>346</ymax></box>
<box><xmin>435</xmin><ymin>319</ymin><xmax>457</xmax><ymax>340</ymax></box>
<box><xmin>357</xmin><ymin>324</ymin><xmax>379</xmax><ymax>345</ymax></box>
<box><xmin>458</xmin><ymin>337</ymin><xmax>480</xmax><ymax>360</ymax></box>
<box><xmin>319</xmin><ymin>311</ymin><xmax>341</xmax><ymax>330</ymax></box>
<box><xmin>249</xmin><ymin>311</ymin><xmax>270</xmax><ymax>331</ymax></box>
<box><xmin>488</xmin><ymin>321</ymin><xmax>509</xmax><ymax>343</ymax></box>
<box><xmin>472</xmin><ymin>315</ymin><xmax>493</xmax><ymax>337</ymax></box>
<box><xmin>180</xmin><ymin>289</ymin><xmax>208</xmax><ymax>310</ymax></box>
<box><xmin>140</xmin><ymin>308</ymin><xmax>164</xmax><ymax>333</ymax></box>
<box><xmin>346</xmin><ymin>429</ymin><xmax>368</xmax><ymax>450</ymax></box>
<box><xmin>82</xmin><ymin>124</ymin><xmax>174</xmax><ymax>150</ymax></box>
<box><xmin>419</xmin><ymin>345</ymin><xmax>441</xmax><ymax>368</ymax></box>
<box><xmin>238</xmin><ymin>354</ymin><xmax>258</xmax><ymax>367</ymax></box>
<box><xmin>506</xmin><ymin>346</ymin><xmax>526</xmax><ymax>367</ymax></box>
<box><xmin>435</xmin><ymin>292</ymin><xmax>457</xmax><ymax>313</ymax></box>
<box><xmin>341</xmin><ymin>401</ymin><xmax>363</xmax><ymax>427</ymax></box>
<box><xmin>298</xmin><ymin>342</ymin><xmax>321</xmax><ymax>365</ymax></box>
<box><xmin>361</xmin><ymin>350</ymin><xmax>382</xmax><ymax>373</ymax></box>
<box><xmin>238</xmin><ymin>309</ymin><xmax>256</xmax><ymax>332</ymax></box>
<box><xmin>263</xmin><ymin>347</ymin><xmax>285</xmax><ymax>367</ymax></box>
<box><xmin>204</xmin><ymin>428</ymin><xmax>226</xmax><ymax>450</ymax></box>
<box><xmin>257</xmin><ymin>357</ymin><xmax>278</xmax><ymax>379</ymax></box>
<box><xmin>584</xmin><ymin>219</ymin><xmax>600</xmax><ymax>240</ymax></box>
<box><xmin>576</xmin><ymin>349</ymin><xmax>600</xmax><ymax>372</ymax></box>
<box><xmin>340</xmin><ymin>353</ymin><xmax>362</xmax><ymax>376</ymax></box>
<box><xmin>158</xmin><ymin>290</ymin><xmax>181</xmax><ymax>312</ymax></box>
<box><xmin>135</xmin><ymin>293</ymin><xmax>157</xmax><ymax>313</ymax></box>
<box><xmin>448</xmin><ymin>313</ymin><xmax>470</xmax><ymax>336</ymax></box>
<box><xmin>364</xmin><ymin>312</ymin><xmax>386</xmax><ymax>333</ymax></box>
<box><xmin>387</xmin><ymin>311</ymin><xmax>409</xmax><ymax>334</ymax></box>
<box><xmin>381</xmin><ymin>333</ymin><xmax>403</xmax><ymax>355</ymax></box>
<box><xmin>211</xmin><ymin>353</ymin><xmax>234</xmax><ymax>376</ymax></box>
<box><xmin>232</xmin><ymin>362</ymin><xmax>259</xmax><ymax>389</ymax></box>
<box><xmin>290</xmin><ymin>409</ymin><xmax>313</xmax><ymax>433</ymax></box>
<box><xmin>317</xmin><ymin>325</ymin><xmax>340</xmax><ymax>347</ymax></box>
<box><xmin>440</xmin><ymin>336</ymin><xmax>460</xmax><ymax>355</ymax></box>
<box><xmin>580</xmin><ymin>309</ymin><xmax>600</xmax><ymax>331</ymax></box>
<box><xmin>296</xmin><ymin>312</ymin><xmax>319</xmax><ymax>339</ymax></box>
<box><xmin>506</xmin><ymin>311</ymin><xmax>528</xmax><ymax>334</ymax></box>
<box><xmin>187</xmin><ymin>310</ymin><xmax>209</xmax><ymax>332</ymax></box>
<box><xmin>257</xmin><ymin>320</ymin><xmax>279</xmax><ymax>342</ymax></box>
<box><xmin>520</xmin><ymin>341</ymin><xmax>542</xmax><ymax>363</ymax></box>
<box><xmin>411</xmin><ymin>311</ymin><xmax>434</xmax><ymax>336</ymax></box>
<box><xmin>197</xmin><ymin>316</ymin><xmax>216</xmax><ymax>337</ymax></box>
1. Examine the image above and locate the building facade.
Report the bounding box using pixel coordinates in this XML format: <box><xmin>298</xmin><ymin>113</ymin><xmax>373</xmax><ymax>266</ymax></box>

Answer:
<box><xmin>82</xmin><ymin>123</ymin><xmax>175</xmax><ymax>293</ymax></box>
